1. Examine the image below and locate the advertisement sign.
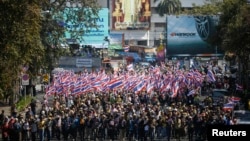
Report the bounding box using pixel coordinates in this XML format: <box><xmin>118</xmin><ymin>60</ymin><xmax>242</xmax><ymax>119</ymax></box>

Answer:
<box><xmin>109</xmin><ymin>33</ymin><xmax>124</xmax><ymax>49</ymax></box>
<box><xmin>76</xmin><ymin>58</ymin><xmax>92</xmax><ymax>68</ymax></box>
<box><xmin>156</xmin><ymin>44</ymin><xmax>165</xmax><ymax>62</ymax></box>
<box><xmin>167</xmin><ymin>15</ymin><xmax>224</xmax><ymax>56</ymax></box>
<box><xmin>111</xmin><ymin>0</ymin><xmax>151</xmax><ymax>30</ymax></box>
<box><xmin>64</xmin><ymin>8</ymin><xmax>109</xmax><ymax>47</ymax></box>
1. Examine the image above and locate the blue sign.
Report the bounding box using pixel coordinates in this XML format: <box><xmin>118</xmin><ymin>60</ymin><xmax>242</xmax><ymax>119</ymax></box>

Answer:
<box><xmin>64</xmin><ymin>8</ymin><xmax>109</xmax><ymax>47</ymax></box>
<box><xmin>167</xmin><ymin>15</ymin><xmax>224</xmax><ymax>56</ymax></box>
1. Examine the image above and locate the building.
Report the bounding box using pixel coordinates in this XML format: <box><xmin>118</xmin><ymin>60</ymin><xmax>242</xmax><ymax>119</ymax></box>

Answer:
<box><xmin>96</xmin><ymin>0</ymin><xmax>223</xmax><ymax>58</ymax></box>
<box><xmin>59</xmin><ymin>0</ymin><xmax>225</xmax><ymax>71</ymax></box>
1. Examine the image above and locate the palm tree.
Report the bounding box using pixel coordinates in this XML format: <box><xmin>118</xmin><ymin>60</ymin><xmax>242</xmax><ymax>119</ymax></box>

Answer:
<box><xmin>154</xmin><ymin>0</ymin><xmax>182</xmax><ymax>16</ymax></box>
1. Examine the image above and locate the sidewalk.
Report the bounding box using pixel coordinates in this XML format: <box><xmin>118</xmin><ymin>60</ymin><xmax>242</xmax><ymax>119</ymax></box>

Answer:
<box><xmin>0</xmin><ymin>84</ymin><xmax>45</xmax><ymax>117</ymax></box>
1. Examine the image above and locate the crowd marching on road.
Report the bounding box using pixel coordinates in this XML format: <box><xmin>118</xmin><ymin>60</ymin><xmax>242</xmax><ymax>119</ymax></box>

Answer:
<box><xmin>0</xmin><ymin>61</ymin><xmax>245</xmax><ymax>141</ymax></box>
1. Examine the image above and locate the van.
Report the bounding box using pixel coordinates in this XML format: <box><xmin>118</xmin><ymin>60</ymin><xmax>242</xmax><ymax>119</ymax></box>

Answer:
<box><xmin>232</xmin><ymin>110</ymin><xmax>250</xmax><ymax>125</ymax></box>
<box><xmin>211</xmin><ymin>89</ymin><xmax>230</xmax><ymax>103</ymax></box>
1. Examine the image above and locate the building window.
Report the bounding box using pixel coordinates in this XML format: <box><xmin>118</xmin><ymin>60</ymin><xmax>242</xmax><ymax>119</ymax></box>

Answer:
<box><xmin>138</xmin><ymin>40</ymin><xmax>147</xmax><ymax>46</ymax></box>
<box><xmin>124</xmin><ymin>40</ymin><xmax>129</xmax><ymax>45</ymax></box>
<box><xmin>155</xmin><ymin>23</ymin><xmax>165</xmax><ymax>28</ymax></box>
<box><xmin>154</xmin><ymin>39</ymin><xmax>160</xmax><ymax>46</ymax></box>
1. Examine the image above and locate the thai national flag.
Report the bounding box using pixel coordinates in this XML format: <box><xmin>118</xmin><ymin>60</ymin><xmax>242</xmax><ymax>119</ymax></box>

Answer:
<box><xmin>127</xmin><ymin>64</ymin><xmax>134</xmax><ymax>71</ymax></box>
<box><xmin>124</xmin><ymin>45</ymin><xmax>130</xmax><ymax>52</ymax></box>
<box><xmin>108</xmin><ymin>80</ymin><xmax>123</xmax><ymax>90</ymax></box>
<box><xmin>207</xmin><ymin>69</ymin><xmax>216</xmax><ymax>82</ymax></box>
<box><xmin>46</xmin><ymin>86</ymin><xmax>55</xmax><ymax>96</ymax></box>
<box><xmin>134</xmin><ymin>80</ymin><xmax>146</xmax><ymax>94</ymax></box>
<box><xmin>187</xmin><ymin>89</ymin><xmax>196</xmax><ymax>96</ymax></box>
<box><xmin>236</xmin><ymin>84</ymin><xmax>243</xmax><ymax>91</ymax></box>
<box><xmin>146</xmin><ymin>81</ymin><xmax>154</xmax><ymax>93</ymax></box>
<box><xmin>170</xmin><ymin>82</ymin><xmax>179</xmax><ymax>98</ymax></box>
<box><xmin>223</xmin><ymin>102</ymin><xmax>235</xmax><ymax>111</ymax></box>
<box><xmin>72</xmin><ymin>86</ymin><xmax>82</xmax><ymax>95</ymax></box>
<box><xmin>56</xmin><ymin>86</ymin><xmax>64</xmax><ymax>95</ymax></box>
<box><xmin>229</xmin><ymin>96</ymin><xmax>241</xmax><ymax>103</ymax></box>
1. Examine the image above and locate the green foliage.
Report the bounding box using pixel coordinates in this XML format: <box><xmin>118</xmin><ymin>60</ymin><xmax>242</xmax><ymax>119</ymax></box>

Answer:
<box><xmin>16</xmin><ymin>95</ymin><xmax>33</xmax><ymax>112</ymax></box>
<box><xmin>0</xmin><ymin>0</ymin><xmax>101</xmax><ymax>103</ymax></box>
<box><xmin>184</xmin><ymin>0</ymin><xmax>250</xmax><ymax>89</ymax></box>
<box><xmin>154</xmin><ymin>0</ymin><xmax>182</xmax><ymax>16</ymax></box>
<box><xmin>190</xmin><ymin>0</ymin><xmax>223</xmax><ymax>15</ymax></box>
<box><xmin>186</xmin><ymin>0</ymin><xmax>250</xmax><ymax>55</ymax></box>
<box><xmin>0</xmin><ymin>0</ymin><xmax>45</xmax><ymax>100</ymax></box>
<box><xmin>41</xmin><ymin>0</ymin><xmax>101</xmax><ymax>72</ymax></box>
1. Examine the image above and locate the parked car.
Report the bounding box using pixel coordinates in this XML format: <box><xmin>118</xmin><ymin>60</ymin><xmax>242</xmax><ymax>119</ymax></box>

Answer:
<box><xmin>232</xmin><ymin>110</ymin><xmax>250</xmax><ymax>125</ymax></box>
<box><xmin>211</xmin><ymin>89</ymin><xmax>230</xmax><ymax>104</ymax></box>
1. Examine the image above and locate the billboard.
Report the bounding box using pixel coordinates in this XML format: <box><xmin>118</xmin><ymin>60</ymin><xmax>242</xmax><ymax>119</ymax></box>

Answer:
<box><xmin>111</xmin><ymin>0</ymin><xmax>151</xmax><ymax>30</ymax></box>
<box><xmin>109</xmin><ymin>33</ymin><xmax>124</xmax><ymax>49</ymax></box>
<box><xmin>64</xmin><ymin>8</ymin><xmax>109</xmax><ymax>48</ymax></box>
<box><xmin>167</xmin><ymin>15</ymin><xmax>224</xmax><ymax>56</ymax></box>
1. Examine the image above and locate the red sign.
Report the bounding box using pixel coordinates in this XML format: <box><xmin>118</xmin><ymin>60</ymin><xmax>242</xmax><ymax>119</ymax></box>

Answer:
<box><xmin>22</xmin><ymin>74</ymin><xmax>29</xmax><ymax>85</ymax></box>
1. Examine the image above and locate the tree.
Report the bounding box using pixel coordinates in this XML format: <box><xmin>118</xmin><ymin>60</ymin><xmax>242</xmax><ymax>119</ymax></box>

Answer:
<box><xmin>0</xmin><ymin>0</ymin><xmax>44</xmax><ymax>103</ymax></box>
<box><xmin>154</xmin><ymin>0</ymin><xmax>182</xmax><ymax>16</ymax></box>
<box><xmin>40</xmin><ymin>0</ymin><xmax>101</xmax><ymax>72</ymax></box>
<box><xmin>0</xmin><ymin>0</ymin><xmax>101</xmax><ymax>104</ymax></box>
<box><xmin>221</xmin><ymin>1</ymin><xmax>250</xmax><ymax>89</ymax></box>
<box><xmin>188</xmin><ymin>0</ymin><xmax>250</xmax><ymax>89</ymax></box>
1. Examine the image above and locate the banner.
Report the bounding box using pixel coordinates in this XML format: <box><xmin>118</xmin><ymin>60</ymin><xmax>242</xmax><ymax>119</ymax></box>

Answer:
<box><xmin>64</xmin><ymin>8</ymin><xmax>109</xmax><ymax>48</ymax></box>
<box><xmin>166</xmin><ymin>15</ymin><xmax>224</xmax><ymax>56</ymax></box>
<box><xmin>108</xmin><ymin>33</ymin><xmax>124</xmax><ymax>49</ymax></box>
<box><xmin>111</xmin><ymin>0</ymin><xmax>151</xmax><ymax>30</ymax></box>
<box><xmin>156</xmin><ymin>44</ymin><xmax>165</xmax><ymax>62</ymax></box>
<box><xmin>76</xmin><ymin>58</ymin><xmax>92</xmax><ymax>68</ymax></box>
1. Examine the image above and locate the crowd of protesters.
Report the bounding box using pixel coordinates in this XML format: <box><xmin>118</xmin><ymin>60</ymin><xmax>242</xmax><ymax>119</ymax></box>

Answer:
<box><xmin>0</xmin><ymin>61</ymin><xmax>243</xmax><ymax>141</ymax></box>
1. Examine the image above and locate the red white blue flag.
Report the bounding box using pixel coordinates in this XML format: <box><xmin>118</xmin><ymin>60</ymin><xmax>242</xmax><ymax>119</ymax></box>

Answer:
<box><xmin>236</xmin><ymin>84</ymin><xmax>243</xmax><ymax>91</ymax></box>
<box><xmin>124</xmin><ymin>45</ymin><xmax>130</xmax><ymax>52</ymax></box>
